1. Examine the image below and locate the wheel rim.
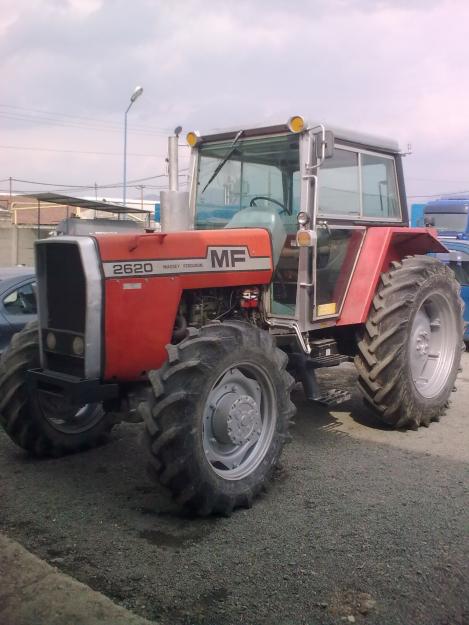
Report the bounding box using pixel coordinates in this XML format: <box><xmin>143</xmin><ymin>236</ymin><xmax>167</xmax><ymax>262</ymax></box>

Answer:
<box><xmin>37</xmin><ymin>395</ymin><xmax>103</xmax><ymax>434</ymax></box>
<box><xmin>202</xmin><ymin>363</ymin><xmax>277</xmax><ymax>480</ymax></box>
<box><xmin>409</xmin><ymin>292</ymin><xmax>458</xmax><ymax>399</ymax></box>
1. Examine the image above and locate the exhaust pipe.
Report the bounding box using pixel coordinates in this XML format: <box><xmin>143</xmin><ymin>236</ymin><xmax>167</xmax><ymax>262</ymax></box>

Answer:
<box><xmin>160</xmin><ymin>127</ymin><xmax>191</xmax><ymax>232</ymax></box>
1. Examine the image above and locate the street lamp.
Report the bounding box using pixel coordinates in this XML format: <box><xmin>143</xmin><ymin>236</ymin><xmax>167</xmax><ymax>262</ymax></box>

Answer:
<box><xmin>123</xmin><ymin>85</ymin><xmax>143</xmax><ymax>214</ymax></box>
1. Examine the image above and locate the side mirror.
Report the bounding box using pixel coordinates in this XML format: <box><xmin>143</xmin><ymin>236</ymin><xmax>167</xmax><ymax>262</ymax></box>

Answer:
<box><xmin>314</xmin><ymin>130</ymin><xmax>334</xmax><ymax>159</ymax></box>
<box><xmin>424</xmin><ymin>215</ymin><xmax>435</xmax><ymax>227</ymax></box>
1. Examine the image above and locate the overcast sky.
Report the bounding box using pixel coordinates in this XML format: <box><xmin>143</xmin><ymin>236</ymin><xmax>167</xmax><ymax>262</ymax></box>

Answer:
<box><xmin>1</xmin><ymin>0</ymin><xmax>468</xmax><ymax>204</ymax></box>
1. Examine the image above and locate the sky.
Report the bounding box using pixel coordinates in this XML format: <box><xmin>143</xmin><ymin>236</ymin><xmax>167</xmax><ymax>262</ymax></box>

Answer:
<box><xmin>1</xmin><ymin>0</ymin><xmax>468</xmax><ymax>204</ymax></box>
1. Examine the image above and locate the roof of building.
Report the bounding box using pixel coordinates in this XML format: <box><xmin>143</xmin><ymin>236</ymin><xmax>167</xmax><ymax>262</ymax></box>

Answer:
<box><xmin>17</xmin><ymin>193</ymin><xmax>149</xmax><ymax>214</ymax></box>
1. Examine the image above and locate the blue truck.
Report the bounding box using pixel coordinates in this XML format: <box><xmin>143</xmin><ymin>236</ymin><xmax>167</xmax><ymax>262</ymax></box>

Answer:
<box><xmin>433</xmin><ymin>242</ymin><xmax>469</xmax><ymax>341</ymax></box>
<box><xmin>415</xmin><ymin>198</ymin><xmax>469</xmax><ymax>340</ymax></box>
<box><xmin>422</xmin><ymin>197</ymin><xmax>469</xmax><ymax>237</ymax></box>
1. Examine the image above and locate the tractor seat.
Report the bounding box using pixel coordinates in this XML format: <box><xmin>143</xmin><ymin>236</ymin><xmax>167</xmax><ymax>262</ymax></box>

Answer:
<box><xmin>224</xmin><ymin>205</ymin><xmax>287</xmax><ymax>267</ymax></box>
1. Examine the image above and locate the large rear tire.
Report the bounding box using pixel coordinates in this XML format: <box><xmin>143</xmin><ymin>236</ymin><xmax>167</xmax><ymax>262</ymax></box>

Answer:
<box><xmin>139</xmin><ymin>321</ymin><xmax>296</xmax><ymax>516</ymax></box>
<box><xmin>355</xmin><ymin>256</ymin><xmax>464</xmax><ymax>429</ymax></box>
<box><xmin>0</xmin><ymin>322</ymin><xmax>116</xmax><ymax>456</ymax></box>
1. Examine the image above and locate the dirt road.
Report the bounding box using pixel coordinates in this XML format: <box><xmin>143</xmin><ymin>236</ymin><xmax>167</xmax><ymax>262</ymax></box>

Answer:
<box><xmin>1</xmin><ymin>355</ymin><xmax>468</xmax><ymax>625</ymax></box>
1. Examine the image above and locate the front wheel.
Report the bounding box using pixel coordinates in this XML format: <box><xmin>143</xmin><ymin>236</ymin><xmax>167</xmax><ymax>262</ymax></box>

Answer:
<box><xmin>139</xmin><ymin>321</ymin><xmax>296</xmax><ymax>516</ymax></box>
<box><xmin>355</xmin><ymin>256</ymin><xmax>464</xmax><ymax>428</ymax></box>
<box><xmin>0</xmin><ymin>322</ymin><xmax>116</xmax><ymax>456</ymax></box>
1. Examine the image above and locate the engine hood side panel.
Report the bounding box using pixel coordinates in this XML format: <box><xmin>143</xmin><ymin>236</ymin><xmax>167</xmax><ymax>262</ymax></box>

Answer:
<box><xmin>94</xmin><ymin>228</ymin><xmax>273</xmax><ymax>381</ymax></box>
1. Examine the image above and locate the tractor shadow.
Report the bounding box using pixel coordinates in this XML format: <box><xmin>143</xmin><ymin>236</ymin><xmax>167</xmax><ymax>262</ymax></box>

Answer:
<box><xmin>291</xmin><ymin>361</ymin><xmax>394</xmax><ymax>436</ymax></box>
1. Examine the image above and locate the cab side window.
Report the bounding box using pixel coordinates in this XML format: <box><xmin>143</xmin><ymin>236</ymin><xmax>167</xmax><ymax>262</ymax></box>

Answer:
<box><xmin>361</xmin><ymin>153</ymin><xmax>399</xmax><ymax>218</ymax></box>
<box><xmin>318</xmin><ymin>147</ymin><xmax>401</xmax><ymax>220</ymax></box>
<box><xmin>3</xmin><ymin>282</ymin><xmax>37</xmax><ymax>315</ymax></box>
<box><xmin>318</xmin><ymin>149</ymin><xmax>360</xmax><ymax>216</ymax></box>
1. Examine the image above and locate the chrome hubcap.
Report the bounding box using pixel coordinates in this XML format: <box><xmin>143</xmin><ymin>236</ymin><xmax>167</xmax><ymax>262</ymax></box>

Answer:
<box><xmin>409</xmin><ymin>293</ymin><xmax>458</xmax><ymax>399</ymax></box>
<box><xmin>203</xmin><ymin>365</ymin><xmax>277</xmax><ymax>480</ymax></box>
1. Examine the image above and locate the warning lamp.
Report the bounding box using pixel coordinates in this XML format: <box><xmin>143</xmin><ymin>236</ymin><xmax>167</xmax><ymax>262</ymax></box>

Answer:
<box><xmin>186</xmin><ymin>131</ymin><xmax>201</xmax><ymax>147</ymax></box>
<box><xmin>296</xmin><ymin>229</ymin><xmax>316</xmax><ymax>247</ymax></box>
<box><xmin>287</xmin><ymin>115</ymin><xmax>305</xmax><ymax>133</ymax></box>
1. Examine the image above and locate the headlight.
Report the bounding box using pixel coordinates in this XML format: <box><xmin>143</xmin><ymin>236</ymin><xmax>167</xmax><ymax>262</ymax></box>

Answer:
<box><xmin>297</xmin><ymin>211</ymin><xmax>310</xmax><ymax>227</ymax></box>
<box><xmin>72</xmin><ymin>336</ymin><xmax>84</xmax><ymax>356</ymax></box>
<box><xmin>46</xmin><ymin>332</ymin><xmax>56</xmax><ymax>350</ymax></box>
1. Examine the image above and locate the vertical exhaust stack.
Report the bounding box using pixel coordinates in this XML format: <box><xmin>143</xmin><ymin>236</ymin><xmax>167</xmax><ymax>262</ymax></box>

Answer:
<box><xmin>160</xmin><ymin>126</ymin><xmax>191</xmax><ymax>232</ymax></box>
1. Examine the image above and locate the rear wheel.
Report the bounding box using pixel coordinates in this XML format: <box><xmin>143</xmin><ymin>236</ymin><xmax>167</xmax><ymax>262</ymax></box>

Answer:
<box><xmin>140</xmin><ymin>321</ymin><xmax>296</xmax><ymax>516</ymax></box>
<box><xmin>0</xmin><ymin>322</ymin><xmax>116</xmax><ymax>456</ymax></box>
<box><xmin>355</xmin><ymin>256</ymin><xmax>464</xmax><ymax>428</ymax></box>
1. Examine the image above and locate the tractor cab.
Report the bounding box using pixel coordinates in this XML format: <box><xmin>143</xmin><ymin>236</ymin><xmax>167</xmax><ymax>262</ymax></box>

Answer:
<box><xmin>185</xmin><ymin>116</ymin><xmax>407</xmax><ymax>327</ymax></box>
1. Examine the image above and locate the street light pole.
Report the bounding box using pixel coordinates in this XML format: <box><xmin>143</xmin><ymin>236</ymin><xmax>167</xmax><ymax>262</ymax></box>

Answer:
<box><xmin>123</xmin><ymin>85</ymin><xmax>143</xmax><ymax>218</ymax></box>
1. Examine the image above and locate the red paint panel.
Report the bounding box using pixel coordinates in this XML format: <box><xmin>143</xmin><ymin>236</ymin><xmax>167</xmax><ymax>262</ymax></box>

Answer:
<box><xmin>96</xmin><ymin>228</ymin><xmax>273</xmax><ymax>263</ymax></box>
<box><xmin>337</xmin><ymin>227</ymin><xmax>447</xmax><ymax>326</ymax></box>
<box><xmin>96</xmin><ymin>228</ymin><xmax>274</xmax><ymax>381</ymax></box>
<box><xmin>104</xmin><ymin>277</ymin><xmax>181</xmax><ymax>379</ymax></box>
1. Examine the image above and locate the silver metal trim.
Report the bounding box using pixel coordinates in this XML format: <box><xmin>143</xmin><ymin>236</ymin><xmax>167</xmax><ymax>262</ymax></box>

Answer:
<box><xmin>34</xmin><ymin>236</ymin><xmax>102</xmax><ymax>379</ymax></box>
<box><xmin>188</xmin><ymin>147</ymin><xmax>198</xmax><ymax>228</ymax></box>
<box><xmin>265</xmin><ymin>318</ymin><xmax>311</xmax><ymax>354</ymax></box>
<box><xmin>35</xmin><ymin>245</ymin><xmax>47</xmax><ymax>369</ymax></box>
<box><xmin>102</xmin><ymin>247</ymin><xmax>271</xmax><ymax>277</ymax></box>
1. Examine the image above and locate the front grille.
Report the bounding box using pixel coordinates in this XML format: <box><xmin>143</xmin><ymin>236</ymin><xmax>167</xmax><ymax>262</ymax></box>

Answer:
<box><xmin>41</xmin><ymin>328</ymin><xmax>85</xmax><ymax>378</ymax></box>
<box><xmin>37</xmin><ymin>241</ymin><xmax>87</xmax><ymax>378</ymax></box>
<box><xmin>46</xmin><ymin>352</ymin><xmax>85</xmax><ymax>378</ymax></box>
<box><xmin>44</xmin><ymin>243</ymin><xmax>86</xmax><ymax>332</ymax></box>
<box><xmin>36</xmin><ymin>237</ymin><xmax>102</xmax><ymax>380</ymax></box>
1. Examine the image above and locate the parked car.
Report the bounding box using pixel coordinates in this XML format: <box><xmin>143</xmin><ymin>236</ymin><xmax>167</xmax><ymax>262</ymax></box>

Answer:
<box><xmin>433</xmin><ymin>241</ymin><xmax>469</xmax><ymax>341</ymax></box>
<box><xmin>0</xmin><ymin>267</ymin><xmax>37</xmax><ymax>354</ymax></box>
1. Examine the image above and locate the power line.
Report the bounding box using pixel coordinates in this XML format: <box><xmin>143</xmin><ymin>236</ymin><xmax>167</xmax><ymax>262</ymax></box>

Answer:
<box><xmin>407</xmin><ymin>176</ymin><xmax>469</xmax><ymax>184</ymax></box>
<box><xmin>0</xmin><ymin>144</ymin><xmax>165</xmax><ymax>158</ymax></box>
<box><xmin>408</xmin><ymin>190</ymin><xmax>469</xmax><ymax>199</ymax></box>
<box><xmin>0</xmin><ymin>111</ymin><xmax>168</xmax><ymax>137</ymax></box>
<box><xmin>0</xmin><ymin>103</ymin><xmax>172</xmax><ymax>134</ymax></box>
<box><xmin>3</xmin><ymin>169</ymin><xmax>189</xmax><ymax>196</ymax></box>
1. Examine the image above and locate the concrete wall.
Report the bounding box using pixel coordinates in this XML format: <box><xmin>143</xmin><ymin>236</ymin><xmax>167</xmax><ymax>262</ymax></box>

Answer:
<box><xmin>0</xmin><ymin>224</ymin><xmax>45</xmax><ymax>267</ymax></box>
<box><xmin>0</xmin><ymin>226</ymin><xmax>12</xmax><ymax>266</ymax></box>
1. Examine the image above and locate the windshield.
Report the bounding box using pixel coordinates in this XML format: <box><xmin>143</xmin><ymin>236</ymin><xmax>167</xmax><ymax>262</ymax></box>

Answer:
<box><xmin>195</xmin><ymin>135</ymin><xmax>300</xmax><ymax>231</ymax></box>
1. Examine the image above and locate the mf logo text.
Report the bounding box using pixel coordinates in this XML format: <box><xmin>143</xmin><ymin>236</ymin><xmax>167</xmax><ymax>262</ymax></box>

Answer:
<box><xmin>210</xmin><ymin>248</ymin><xmax>246</xmax><ymax>269</ymax></box>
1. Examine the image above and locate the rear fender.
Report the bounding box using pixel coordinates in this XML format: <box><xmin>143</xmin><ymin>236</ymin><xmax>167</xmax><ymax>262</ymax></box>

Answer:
<box><xmin>337</xmin><ymin>227</ymin><xmax>447</xmax><ymax>326</ymax></box>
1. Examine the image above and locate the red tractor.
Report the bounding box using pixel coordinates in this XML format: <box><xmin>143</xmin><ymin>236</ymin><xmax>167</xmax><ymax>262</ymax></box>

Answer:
<box><xmin>0</xmin><ymin>116</ymin><xmax>464</xmax><ymax>515</ymax></box>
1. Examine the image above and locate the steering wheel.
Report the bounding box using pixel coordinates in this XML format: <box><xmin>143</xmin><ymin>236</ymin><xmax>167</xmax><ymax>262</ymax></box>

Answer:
<box><xmin>249</xmin><ymin>196</ymin><xmax>289</xmax><ymax>215</ymax></box>
<box><xmin>18</xmin><ymin>291</ymin><xmax>35</xmax><ymax>314</ymax></box>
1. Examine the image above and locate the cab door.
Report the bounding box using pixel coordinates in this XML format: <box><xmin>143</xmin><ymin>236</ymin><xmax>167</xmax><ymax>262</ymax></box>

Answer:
<box><xmin>314</xmin><ymin>224</ymin><xmax>365</xmax><ymax>318</ymax></box>
<box><xmin>311</xmin><ymin>145</ymin><xmax>401</xmax><ymax>320</ymax></box>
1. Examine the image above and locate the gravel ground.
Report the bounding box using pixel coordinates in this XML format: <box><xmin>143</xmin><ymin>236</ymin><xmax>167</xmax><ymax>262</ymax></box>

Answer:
<box><xmin>1</xmin><ymin>355</ymin><xmax>468</xmax><ymax>625</ymax></box>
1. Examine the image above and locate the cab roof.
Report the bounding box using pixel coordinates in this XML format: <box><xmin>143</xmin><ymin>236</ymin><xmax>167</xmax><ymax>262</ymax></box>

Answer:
<box><xmin>197</xmin><ymin>118</ymin><xmax>401</xmax><ymax>154</ymax></box>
